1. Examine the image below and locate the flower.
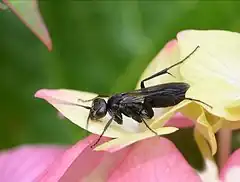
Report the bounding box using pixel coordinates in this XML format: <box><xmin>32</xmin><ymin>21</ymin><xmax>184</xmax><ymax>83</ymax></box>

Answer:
<box><xmin>138</xmin><ymin>30</ymin><xmax>240</xmax><ymax>156</ymax></box>
<box><xmin>0</xmin><ymin>133</ymin><xmax>239</xmax><ymax>182</ymax></box>
<box><xmin>35</xmin><ymin>29</ymin><xmax>240</xmax><ymax>156</ymax></box>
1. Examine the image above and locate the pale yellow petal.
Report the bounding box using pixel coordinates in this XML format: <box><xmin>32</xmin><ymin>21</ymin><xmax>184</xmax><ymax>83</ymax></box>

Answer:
<box><xmin>194</xmin><ymin>129</ymin><xmax>219</xmax><ymax>182</ymax></box>
<box><xmin>195</xmin><ymin>109</ymin><xmax>217</xmax><ymax>155</ymax></box>
<box><xmin>181</xmin><ymin>102</ymin><xmax>223</xmax><ymax>134</ymax></box>
<box><xmin>224</xmin><ymin>99</ymin><xmax>240</xmax><ymax>121</ymax></box>
<box><xmin>150</xmin><ymin>100</ymin><xmax>191</xmax><ymax>128</ymax></box>
<box><xmin>226</xmin><ymin>98</ymin><xmax>240</xmax><ymax>108</ymax></box>
<box><xmin>177</xmin><ymin>30</ymin><xmax>240</xmax><ymax>85</ymax></box>
<box><xmin>221</xmin><ymin>120</ymin><xmax>240</xmax><ymax>130</ymax></box>
<box><xmin>180</xmin><ymin>102</ymin><xmax>202</xmax><ymax>121</ymax></box>
<box><xmin>94</xmin><ymin>127</ymin><xmax>178</xmax><ymax>151</ymax></box>
<box><xmin>186</xmin><ymin>77</ymin><xmax>240</xmax><ymax>121</ymax></box>
<box><xmin>35</xmin><ymin>89</ymin><xmax>141</xmax><ymax>138</ymax></box>
<box><xmin>194</xmin><ymin>128</ymin><xmax>214</xmax><ymax>159</ymax></box>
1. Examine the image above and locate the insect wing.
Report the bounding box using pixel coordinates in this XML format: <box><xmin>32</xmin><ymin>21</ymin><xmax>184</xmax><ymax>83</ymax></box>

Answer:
<box><xmin>121</xmin><ymin>82</ymin><xmax>190</xmax><ymax>107</ymax></box>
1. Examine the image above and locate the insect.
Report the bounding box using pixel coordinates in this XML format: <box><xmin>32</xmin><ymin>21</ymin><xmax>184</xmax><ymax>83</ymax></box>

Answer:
<box><xmin>60</xmin><ymin>45</ymin><xmax>211</xmax><ymax>147</ymax></box>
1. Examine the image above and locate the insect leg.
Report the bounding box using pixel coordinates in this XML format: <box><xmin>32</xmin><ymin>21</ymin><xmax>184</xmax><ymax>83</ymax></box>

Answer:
<box><xmin>91</xmin><ymin>117</ymin><xmax>113</xmax><ymax>148</ymax></box>
<box><xmin>142</xmin><ymin>119</ymin><xmax>158</xmax><ymax>136</ymax></box>
<box><xmin>85</xmin><ymin>111</ymin><xmax>91</xmax><ymax>130</ymax></box>
<box><xmin>78</xmin><ymin>94</ymin><xmax>109</xmax><ymax>103</ymax></box>
<box><xmin>184</xmin><ymin>97</ymin><xmax>212</xmax><ymax>108</ymax></box>
<box><xmin>132</xmin><ymin>112</ymin><xmax>158</xmax><ymax>136</ymax></box>
<box><xmin>140</xmin><ymin>46</ymin><xmax>200</xmax><ymax>88</ymax></box>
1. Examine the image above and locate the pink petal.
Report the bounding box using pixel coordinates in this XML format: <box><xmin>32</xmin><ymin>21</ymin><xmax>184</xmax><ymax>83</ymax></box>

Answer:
<box><xmin>165</xmin><ymin>113</ymin><xmax>194</xmax><ymax>128</ymax></box>
<box><xmin>164</xmin><ymin>39</ymin><xmax>178</xmax><ymax>52</ymax></box>
<box><xmin>0</xmin><ymin>145</ymin><xmax>67</xmax><ymax>182</ymax></box>
<box><xmin>109</xmin><ymin>137</ymin><xmax>201</xmax><ymax>182</ymax></box>
<box><xmin>3</xmin><ymin>0</ymin><xmax>52</xmax><ymax>50</ymax></box>
<box><xmin>39</xmin><ymin>135</ymin><xmax>200</xmax><ymax>182</ymax></box>
<box><xmin>220</xmin><ymin>149</ymin><xmax>240</xmax><ymax>182</ymax></box>
<box><xmin>35</xmin><ymin>89</ymin><xmax>59</xmax><ymax>99</ymax></box>
<box><xmin>38</xmin><ymin>134</ymin><xmax>118</xmax><ymax>181</ymax></box>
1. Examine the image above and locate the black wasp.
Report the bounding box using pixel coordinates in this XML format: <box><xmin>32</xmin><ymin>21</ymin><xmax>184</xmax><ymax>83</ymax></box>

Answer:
<box><xmin>63</xmin><ymin>46</ymin><xmax>210</xmax><ymax>147</ymax></box>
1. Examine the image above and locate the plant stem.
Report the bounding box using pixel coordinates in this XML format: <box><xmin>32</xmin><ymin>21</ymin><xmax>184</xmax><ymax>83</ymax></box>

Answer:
<box><xmin>217</xmin><ymin>128</ymin><xmax>232</xmax><ymax>169</ymax></box>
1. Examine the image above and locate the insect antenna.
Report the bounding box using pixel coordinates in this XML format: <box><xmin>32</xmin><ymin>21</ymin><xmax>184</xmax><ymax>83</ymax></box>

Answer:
<box><xmin>91</xmin><ymin>117</ymin><xmax>113</xmax><ymax>148</ymax></box>
<box><xmin>49</xmin><ymin>98</ymin><xmax>92</xmax><ymax>110</ymax></box>
<box><xmin>164</xmin><ymin>45</ymin><xmax>200</xmax><ymax>71</ymax></box>
<box><xmin>185</xmin><ymin>97</ymin><xmax>212</xmax><ymax>108</ymax></box>
<box><xmin>78</xmin><ymin>94</ymin><xmax>109</xmax><ymax>103</ymax></box>
<box><xmin>49</xmin><ymin>98</ymin><xmax>92</xmax><ymax>131</ymax></box>
<box><xmin>61</xmin><ymin>100</ymin><xmax>93</xmax><ymax>131</ymax></box>
<box><xmin>78</xmin><ymin>97</ymin><xmax>98</xmax><ymax>103</ymax></box>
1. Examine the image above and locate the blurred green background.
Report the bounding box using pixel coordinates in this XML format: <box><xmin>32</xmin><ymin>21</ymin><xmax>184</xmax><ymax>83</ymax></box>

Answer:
<box><xmin>1</xmin><ymin>0</ymin><xmax>240</xmax><ymax>169</ymax></box>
